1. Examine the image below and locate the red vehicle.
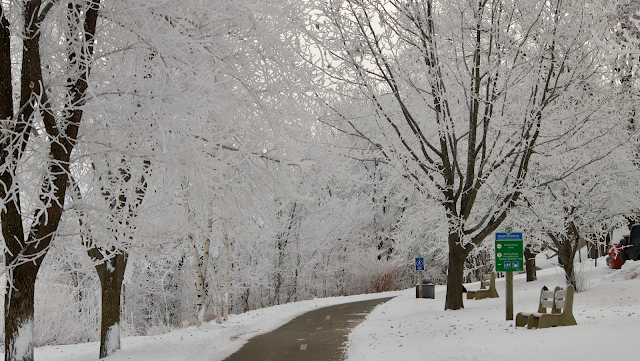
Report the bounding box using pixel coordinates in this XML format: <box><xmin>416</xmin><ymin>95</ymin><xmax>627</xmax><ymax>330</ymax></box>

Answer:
<box><xmin>608</xmin><ymin>242</ymin><xmax>625</xmax><ymax>269</ymax></box>
<box><xmin>608</xmin><ymin>225</ymin><xmax>640</xmax><ymax>269</ymax></box>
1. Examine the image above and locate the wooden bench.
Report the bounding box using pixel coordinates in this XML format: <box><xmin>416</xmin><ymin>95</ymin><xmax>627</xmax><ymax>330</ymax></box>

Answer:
<box><xmin>515</xmin><ymin>286</ymin><xmax>559</xmax><ymax>327</ymax></box>
<box><xmin>517</xmin><ymin>285</ymin><xmax>577</xmax><ymax>329</ymax></box>
<box><xmin>466</xmin><ymin>272</ymin><xmax>499</xmax><ymax>300</ymax></box>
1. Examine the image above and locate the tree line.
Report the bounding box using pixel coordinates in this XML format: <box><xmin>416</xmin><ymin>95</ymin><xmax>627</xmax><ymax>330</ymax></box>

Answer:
<box><xmin>2</xmin><ymin>0</ymin><xmax>640</xmax><ymax>360</ymax></box>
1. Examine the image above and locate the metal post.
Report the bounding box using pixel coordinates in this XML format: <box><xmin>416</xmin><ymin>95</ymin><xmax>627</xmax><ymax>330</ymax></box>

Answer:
<box><xmin>578</xmin><ymin>241</ymin><xmax>582</xmax><ymax>263</ymax></box>
<box><xmin>506</xmin><ymin>271</ymin><xmax>513</xmax><ymax>320</ymax></box>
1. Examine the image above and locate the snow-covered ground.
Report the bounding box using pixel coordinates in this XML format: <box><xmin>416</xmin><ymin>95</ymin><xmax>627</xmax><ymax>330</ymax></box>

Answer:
<box><xmin>10</xmin><ymin>254</ymin><xmax>640</xmax><ymax>361</ymax></box>
<box><xmin>347</xmin><ymin>257</ymin><xmax>640</xmax><ymax>361</ymax></box>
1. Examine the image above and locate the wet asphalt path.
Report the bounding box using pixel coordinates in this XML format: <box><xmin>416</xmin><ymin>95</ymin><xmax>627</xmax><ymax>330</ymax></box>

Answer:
<box><xmin>223</xmin><ymin>297</ymin><xmax>394</xmax><ymax>361</ymax></box>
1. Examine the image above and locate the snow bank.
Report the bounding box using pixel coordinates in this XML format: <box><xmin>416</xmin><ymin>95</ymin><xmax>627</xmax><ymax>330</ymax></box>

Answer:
<box><xmin>613</xmin><ymin>260</ymin><xmax>640</xmax><ymax>280</ymax></box>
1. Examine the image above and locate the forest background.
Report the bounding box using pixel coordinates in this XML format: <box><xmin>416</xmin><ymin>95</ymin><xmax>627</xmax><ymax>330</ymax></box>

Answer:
<box><xmin>2</xmin><ymin>0</ymin><xmax>640</xmax><ymax>360</ymax></box>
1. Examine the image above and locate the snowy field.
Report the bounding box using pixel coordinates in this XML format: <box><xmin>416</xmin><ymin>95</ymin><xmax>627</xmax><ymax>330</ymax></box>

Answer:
<box><xmin>10</xmin><ymin>254</ymin><xmax>640</xmax><ymax>361</ymax></box>
<box><xmin>346</xmin><ymin>257</ymin><xmax>640</xmax><ymax>361</ymax></box>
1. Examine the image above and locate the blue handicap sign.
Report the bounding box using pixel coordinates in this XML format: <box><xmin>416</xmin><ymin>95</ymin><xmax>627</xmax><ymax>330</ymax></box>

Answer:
<box><xmin>415</xmin><ymin>257</ymin><xmax>425</xmax><ymax>271</ymax></box>
<box><xmin>512</xmin><ymin>261</ymin><xmax>520</xmax><ymax>269</ymax></box>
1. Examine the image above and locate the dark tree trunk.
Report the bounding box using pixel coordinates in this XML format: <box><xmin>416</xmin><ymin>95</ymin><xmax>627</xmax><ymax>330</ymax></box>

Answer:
<box><xmin>87</xmin><ymin>159</ymin><xmax>148</xmax><ymax>358</ymax></box>
<box><xmin>445</xmin><ymin>234</ymin><xmax>467</xmax><ymax>310</ymax></box>
<box><xmin>4</xmin><ymin>264</ymin><xmax>38</xmax><ymax>361</ymax></box>
<box><xmin>524</xmin><ymin>245</ymin><xmax>537</xmax><ymax>282</ymax></box>
<box><xmin>0</xmin><ymin>2</ymin><xmax>100</xmax><ymax>359</ymax></box>
<box><xmin>557</xmin><ymin>238</ymin><xmax>577</xmax><ymax>290</ymax></box>
<box><xmin>92</xmin><ymin>251</ymin><xmax>128</xmax><ymax>359</ymax></box>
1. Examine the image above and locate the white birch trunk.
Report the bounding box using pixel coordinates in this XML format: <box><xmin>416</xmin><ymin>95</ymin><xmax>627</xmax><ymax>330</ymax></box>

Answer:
<box><xmin>201</xmin><ymin>234</ymin><xmax>212</xmax><ymax>323</ymax></box>
<box><xmin>191</xmin><ymin>233</ymin><xmax>207</xmax><ymax>325</ymax></box>
<box><xmin>223</xmin><ymin>223</ymin><xmax>230</xmax><ymax>321</ymax></box>
<box><xmin>202</xmin><ymin>234</ymin><xmax>210</xmax><ymax>291</ymax></box>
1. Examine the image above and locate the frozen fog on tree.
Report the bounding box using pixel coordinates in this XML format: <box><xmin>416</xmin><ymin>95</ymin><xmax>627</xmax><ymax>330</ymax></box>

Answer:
<box><xmin>1</xmin><ymin>0</ymin><xmax>640</xmax><ymax>360</ymax></box>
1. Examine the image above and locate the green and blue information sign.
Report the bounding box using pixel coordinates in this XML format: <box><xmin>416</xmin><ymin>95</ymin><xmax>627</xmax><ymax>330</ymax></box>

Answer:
<box><xmin>495</xmin><ymin>232</ymin><xmax>524</xmax><ymax>272</ymax></box>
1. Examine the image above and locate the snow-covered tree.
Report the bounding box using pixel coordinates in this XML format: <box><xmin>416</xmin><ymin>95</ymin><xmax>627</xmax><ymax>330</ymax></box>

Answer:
<box><xmin>0</xmin><ymin>2</ymin><xmax>101</xmax><ymax>359</ymax></box>
<box><xmin>306</xmin><ymin>0</ymin><xmax>614</xmax><ymax>309</ymax></box>
<box><xmin>514</xmin><ymin>96</ymin><xmax>640</xmax><ymax>290</ymax></box>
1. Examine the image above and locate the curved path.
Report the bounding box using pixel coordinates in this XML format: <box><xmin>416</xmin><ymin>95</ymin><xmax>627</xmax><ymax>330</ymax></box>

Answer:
<box><xmin>224</xmin><ymin>297</ymin><xmax>394</xmax><ymax>361</ymax></box>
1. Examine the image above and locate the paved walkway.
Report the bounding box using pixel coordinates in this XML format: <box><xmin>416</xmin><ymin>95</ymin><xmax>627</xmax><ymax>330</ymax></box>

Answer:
<box><xmin>223</xmin><ymin>297</ymin><xmax>394</xmax><ymax>361</ymax></box>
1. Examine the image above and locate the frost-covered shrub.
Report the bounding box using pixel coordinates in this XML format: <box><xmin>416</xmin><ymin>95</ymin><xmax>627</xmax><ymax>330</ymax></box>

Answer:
<box><xmin>0</xmin><ymin>251</ymin><xmax>100</xmax><ymax>350</ymax></box>
<box><xmin>30</xmin><ymin>247</ymin><xmax>101</xmax><ymax>347</ymax></box>
<box><xmin>573</xmin><ymin>261</ymin><xmax>592</xmax><ymax>292</ymax></box>
<box><xmin>34</xmin><ymin>277</ymin><xmax>101</xmax><ymax>346</ymax></box>
<box><xmin>342</xmin><ymin>251</ymin><xmax>410</xmax><ymax>294</ymax></box>
<box><xmin>121</xmin><ymin>254</ymin><xmax>196</xmax><ymax>336</ymax></box>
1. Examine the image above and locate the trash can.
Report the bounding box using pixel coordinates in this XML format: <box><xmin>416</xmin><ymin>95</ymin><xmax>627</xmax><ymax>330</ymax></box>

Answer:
<box><xmin>415</xmin><ymin>279</ymin><xmax>435</xmax><ymax>299</ymax></box>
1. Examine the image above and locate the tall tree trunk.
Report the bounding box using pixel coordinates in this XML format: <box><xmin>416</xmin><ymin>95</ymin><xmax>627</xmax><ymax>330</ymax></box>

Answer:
<box><xmin>4</xmin><ymin>264</ymin><xmax>37</xmax><ymax>361</ymax></box>
<box><xmin>78</xmin><ymin>157</ymin><xmax>148</xmax><ymax>358</ymax></box>
<box><xmin>192</xmin><ymin>233</ymin><xmax>210</xmax><ymax>324</ymax></box>
<box><xmin>549</xmin><ymin>225</ymin><xmax>579</xmax><ymax>290</ymax></box>
<box><xmin>445</xmin><ymin>234</ymin><xmax>467</xmax><ymax>310</ymax></box>
<box><xmin>91</xmin><ymin>252</ymin><xmax>128</xmax><ymax>359</ymax></box>
<box><xmin>223</xmin><ymin>224</ymin><xmax>230</xmax><ymax>322</ymax></box>
<box><xmin>524</xmin><ymin>245</ymin><xmax>537</xmax><ymax>282</ymax></box>
<box><xmin>557</xmin><ymin>238</ymin><xmax>577</xmax><ymax>290</ymax></box>
<box><xmin>0</xmin><ymin>2</ymin><xmax>100</xmax><ymax>359</ymax></box>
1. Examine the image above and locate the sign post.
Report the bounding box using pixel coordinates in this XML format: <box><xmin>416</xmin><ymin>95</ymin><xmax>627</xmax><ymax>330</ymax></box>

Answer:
<box><xmin>495</xmin><ymin>232</ymin><xmax>523</xmax><ymax>320</ymax></box>
<box><xmin>415</xmin><ymin>257</ymin><xmax>425</xmax><ymax>298</ymax></box>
